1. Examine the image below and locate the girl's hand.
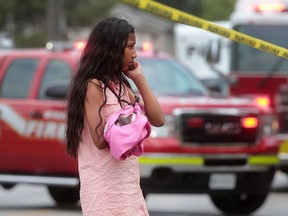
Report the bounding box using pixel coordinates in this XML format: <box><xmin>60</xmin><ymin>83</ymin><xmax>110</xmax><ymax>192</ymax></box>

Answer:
<box><xmin>125</xmin><ymin>61</ymin><xmax>165</xmax><ymax>128</ymax></box>
<box><xmin>123</xmin><ymin>60</ymin><xmax>143</xmax><ymax>80</ymax></box>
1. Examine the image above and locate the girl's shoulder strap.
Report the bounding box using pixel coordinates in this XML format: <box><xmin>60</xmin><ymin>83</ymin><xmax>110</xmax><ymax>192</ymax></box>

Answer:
<box><xmin>88</xmin><ymin>79</ymin><xmax>105</xmax><ymax>99</ymax></box>
<box><xmin>89</xmin><ymin>78</ymin><xmax>102</xmax><ymax>87</ymax></box>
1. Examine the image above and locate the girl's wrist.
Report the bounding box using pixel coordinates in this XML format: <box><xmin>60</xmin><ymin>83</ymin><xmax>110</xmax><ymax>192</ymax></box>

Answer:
<box><xmin>131</xmin><ymin>73</ymin><xmax>145</xmax><ymax>83</ymax></box>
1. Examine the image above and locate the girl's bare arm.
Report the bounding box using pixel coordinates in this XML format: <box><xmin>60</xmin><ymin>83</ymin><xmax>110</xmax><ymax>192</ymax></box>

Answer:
<box><xmin>84</xmin><ymin>79</ymin><xmax>109</xmax><ymax>150</ymax></box>
<box><xmin>125</xmin><ymin>61</ymin><xmax>165</xmax><ymax>127</ymax></box>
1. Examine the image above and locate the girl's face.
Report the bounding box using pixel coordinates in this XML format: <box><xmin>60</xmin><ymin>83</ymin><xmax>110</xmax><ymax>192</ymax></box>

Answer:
<box><xmin>123</xmin><ymin>33</ymin><xmax>137</xmax><ymax>72</ymax></box>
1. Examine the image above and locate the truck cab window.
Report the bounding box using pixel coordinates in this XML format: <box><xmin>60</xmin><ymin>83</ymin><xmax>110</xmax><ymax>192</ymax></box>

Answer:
<box><xmin>138</xmin><ymin>58</ymin><xmax>209</xmax><ymax>96</ymax></box>
<box><xmin>0</xmin><ymin>59</ymin><xmax>38</xmax><ymax>98</ymax></box>
<box><xmin>39</xmin><ymin>60</ymin><xmax>72</xmax><ymax>100</ymax></box>
<box><xmin>232</xmin><ymin>25</ymin><xmax>288</xmax><ymax>73</ymax></box>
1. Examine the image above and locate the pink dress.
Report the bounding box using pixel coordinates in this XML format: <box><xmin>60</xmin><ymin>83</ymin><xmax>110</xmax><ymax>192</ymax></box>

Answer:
<box><xmin>78</xmin><ymin>82</ymin><xmax>149</xmax><ymax>216</ymax></box>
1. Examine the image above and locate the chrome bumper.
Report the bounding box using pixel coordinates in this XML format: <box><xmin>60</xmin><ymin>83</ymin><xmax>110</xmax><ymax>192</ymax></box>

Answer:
<box><xmin>0</xmin><ymin>174</ymin><xmax>79</xmax><ymax>187</ymax></box>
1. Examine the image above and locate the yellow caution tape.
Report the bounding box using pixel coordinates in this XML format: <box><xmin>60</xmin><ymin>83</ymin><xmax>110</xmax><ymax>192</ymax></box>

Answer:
<box><xmin>121</xmin><ymin>0</ymin><xmax>288</xmax><ymax>59</ymax></box>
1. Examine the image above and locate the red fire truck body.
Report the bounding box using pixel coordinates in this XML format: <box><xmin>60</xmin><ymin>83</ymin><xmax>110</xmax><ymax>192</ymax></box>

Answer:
<box><xmin>227</xmin><ymin>0</ymin><xmax>288</xmax><ymax>173</ymax></box>
<box><xmin>0</xmin><ymin>43</ymin><xmax>279</xmax><ymax>214</ymax></box>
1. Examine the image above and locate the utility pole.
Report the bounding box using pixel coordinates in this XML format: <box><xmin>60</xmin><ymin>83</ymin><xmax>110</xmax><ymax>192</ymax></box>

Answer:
<box><xmin>46</xmin><ymin>0</ymin><xmax>67</xmax><ymax>41</ymax></box>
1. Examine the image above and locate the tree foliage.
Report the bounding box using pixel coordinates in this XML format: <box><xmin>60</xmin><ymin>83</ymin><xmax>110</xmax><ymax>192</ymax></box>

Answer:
<box><xmin>155</xmin><ymin>0</ymin><xmax>203</xmax><ymax>17</ymax></box>
<box><xmin>0</xmin><ymin>0</ymin><xmax>237</xmax><ymax>47</ymax></box>
<box><xmin>65</xmin><ymin>0</ymin><xmax>117</xmax><ymax>27</ymax></box>
<box><xmin>155</xmin><ymin>0</ymin><xmax>236</xmax><ymax>20</ymax></box>
<box><xmin>201</xmin><ymin>0</ymin><xmax>237</xmax><ymax>21</ymax></box>
<box><xmin>0</xmin><ymin>0</ymin><xmax>117</xmax><ymax>47</ymax></box>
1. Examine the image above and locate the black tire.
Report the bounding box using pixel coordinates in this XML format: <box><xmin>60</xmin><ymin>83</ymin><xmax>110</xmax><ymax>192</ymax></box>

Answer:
<box><xmin>209</xmin><ymin>193</ymin><xmax>268</xmax><ymax>215</ymax></box>
<box><xmin>142</xmin><ymin>191</ymin><xmax>148</xmax><ymax>199</ymax></box>
<box><xmin>48</xmin><ymin>186</ymin><xmax>80</xmax><ymax>205</ymax></box>
<box><xmin>1</xmin><ymin>184</ymin><xmax>16</xmax><ymax>189</ymax></box>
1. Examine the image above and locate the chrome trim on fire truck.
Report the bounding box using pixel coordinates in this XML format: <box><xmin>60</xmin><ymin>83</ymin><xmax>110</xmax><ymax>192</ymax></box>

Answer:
<box><xmin>277</xmin><ymin>134</ymin><xmax>288</xmax><ymax>141</ymax></box>
<box><xmin>173</xmin><ymin>107</ymin><xmax>259</xmax><ymax>116</ymax></box>
<box><xmin>279</xmin><ymin>140</ymin><xmax>288</xmax><ymax>165</ymax></box>
<box><xmin>139</xmin><ymin>164</ymin><xmax>271</xmax><ymax>178</ymax></box>
<box><xmin>0</xmin><ymin>174</ymin><xmax>79</xmax><ymax>187</ymax></box>
<box><xmin>279</xmin><ymin>153</ymin><xmax>288</xmax><ymax>164</ymax></box>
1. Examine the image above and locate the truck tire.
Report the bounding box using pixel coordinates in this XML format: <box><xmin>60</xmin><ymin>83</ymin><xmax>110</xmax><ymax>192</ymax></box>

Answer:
<box><xmin>48</xmin><ymin>186</ymin><xmax>80</xmax><ymax>205</ymax></box>
<box><xmin>1</xmin><ymin>183</ymin><xmax>15</xmax><ymax>189</ymax></box>
<box><xmin>142</xmin><ymin>191</ymin><xmax>148</xmax><ymax>199</ymax></box>
<box><xmin>209</xmin><ymin>193</ymin><xmax>268</xmax><ymax>215</ymax></box>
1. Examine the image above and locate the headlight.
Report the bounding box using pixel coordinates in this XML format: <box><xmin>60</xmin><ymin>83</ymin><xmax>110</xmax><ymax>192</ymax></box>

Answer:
<box><xmin>150</xmin><ymin>115</ymin><xmax>175</xmax><ymax>138</ymax></box>
<box><xmin>260</xmin><ymin>114</ymin><xmax>279</xmax><ymax>135</ymax></box>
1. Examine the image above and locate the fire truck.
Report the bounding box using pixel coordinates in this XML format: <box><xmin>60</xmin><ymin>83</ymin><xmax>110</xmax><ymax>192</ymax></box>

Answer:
<box><xmin>229</xmin><ymin>0</ymin><xmax>288</xmax><ymax>175</ymax></box>
<box><xmin>0</xmin><ymin>41</ymin><xmax>280</xmax><ymax>215</ymax></box>
<box><xmin>175</xmin><ymin>0</ymin><xmax>288</xmax><ymax>175</ymax></box>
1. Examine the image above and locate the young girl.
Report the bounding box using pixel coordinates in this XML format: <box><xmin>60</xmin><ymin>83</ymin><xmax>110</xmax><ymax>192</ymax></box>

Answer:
<box><xmin>65</xmin><ymin>17</ymin><xmax>165</xmax><ymax>216</ymax></box>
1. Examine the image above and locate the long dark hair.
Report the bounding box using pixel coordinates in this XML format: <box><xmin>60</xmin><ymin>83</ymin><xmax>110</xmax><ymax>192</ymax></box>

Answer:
<box><xmin>66</xmin><ymin>17</ymin><xmax>135</xmax><ymax>158</ymax></box>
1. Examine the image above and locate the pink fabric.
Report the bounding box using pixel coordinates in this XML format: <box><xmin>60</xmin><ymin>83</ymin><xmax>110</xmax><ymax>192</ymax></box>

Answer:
<box><xmin>78</xmin><ymin>83</ymin><xmax>149</xmax><ymax>216</ymax></box>
<box><xmin>104</xmin><ymin>102</ymin><xmax>151</xmax><ymax>160</ymax></box>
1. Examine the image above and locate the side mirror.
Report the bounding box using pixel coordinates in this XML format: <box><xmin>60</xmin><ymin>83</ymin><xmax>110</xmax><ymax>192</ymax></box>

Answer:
<box><xmin>45</xmin><ymin>82</ymin><xmax>70</xmax><ymax>100</ymax></box>
<box><xmin>228</xmin><ymin>76</ymin><xmax>239</xmax><ymax>86</ymax></box>
<box><xmin>201</xmin><ymin>78</ymin><xmax>223</xmax><ymax>93</ymax></box>
<box><xmin>206</xmin><ymin>39</ymin><xmax>221</xmax><ymax>64</ymax></box>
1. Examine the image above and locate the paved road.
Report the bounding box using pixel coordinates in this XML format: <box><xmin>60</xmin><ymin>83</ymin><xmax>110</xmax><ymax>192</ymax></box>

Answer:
<box><xmin>0</xmin><ymin>172</ymin><xmax>287</xmax><ymax>216</ymax></box>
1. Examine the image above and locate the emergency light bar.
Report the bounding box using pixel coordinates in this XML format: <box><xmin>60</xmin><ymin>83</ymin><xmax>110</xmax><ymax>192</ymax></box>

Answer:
<box><xmin>73</xmin><ymin>41</ymin><xmax>86</xmax><ymax>50</ymax></box>
<box><xmin>142</xmin><ymin>41</ymin><xmax>153</xmax><ymax>52</ymax></box>
<box><xmin>135</xmin><ymin>41</ymin><xmax>158</xmax><ymax>56</ymax></box>
<box><xmin>231</xmin><ymin>0</ymin><xmax>288</xmax><ymax>24</ymax></box>
<box><xmin>46</xmin><ymin>41</ymin><xmax>86</xmax><ymax>52</ymax></box>
<box><xmin>253</xmin><ymin>96</ymin><xmax>270</xmax><ymax>108</ymax></box>
<box><xmin>255</xmin><ymin>3</ymin><xmax>287</xmax><ymax>12</ymax></box>
<box><xmin>136</xmin><ymin>41</ymin><xmax>155</xmax><ymax>53</ymax></box>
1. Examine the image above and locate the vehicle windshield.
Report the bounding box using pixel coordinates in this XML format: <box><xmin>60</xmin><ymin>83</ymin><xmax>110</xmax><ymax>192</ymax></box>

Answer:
<box><xmin>231</xmin><ymin>25</ymin><xmax>288</xmax><ymax>73</ymax></box>
<box><xmin>131</xmin><ymin>57</ymin><xmax>209</xmax><ymax>96</ymax></box>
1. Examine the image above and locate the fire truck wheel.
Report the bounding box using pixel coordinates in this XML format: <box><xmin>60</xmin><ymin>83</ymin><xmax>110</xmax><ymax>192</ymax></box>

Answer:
<box><xmin>209</xmin><ymin>193</ymin><xmax>268</xmax><ymax>215</ymax></box>
<box><xmin>142</xmin><ymin>191</ymin><xmax>148</xmax><ymax>199</ymax></box>
<box><xmin>48</xmin><ymin>186</ymin><xmax>80</xmax><ymax>205</ymax></box>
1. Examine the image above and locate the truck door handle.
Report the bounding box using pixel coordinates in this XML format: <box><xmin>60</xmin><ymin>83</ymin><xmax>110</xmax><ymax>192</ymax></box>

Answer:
<box><xmin>30</xmin><ymin>111</ymin><xmax>43</xmax><ymax>119</ymax></box>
